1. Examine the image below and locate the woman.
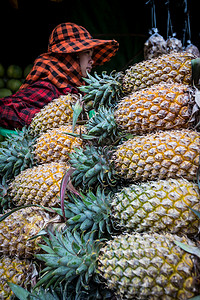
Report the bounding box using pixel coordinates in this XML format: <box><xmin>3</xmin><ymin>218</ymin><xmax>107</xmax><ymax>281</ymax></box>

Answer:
<box><xmin>0</xmin><ymin>22</ymin><xmax>119</xmax><ymax>129</ymax></box>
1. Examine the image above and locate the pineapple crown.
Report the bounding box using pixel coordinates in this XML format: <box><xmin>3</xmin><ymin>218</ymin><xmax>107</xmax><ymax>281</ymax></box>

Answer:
<box><xmin>0</xmin><ymin>126</ymin><xmax>36</xmax><ymax>181</ymax></box>
<box><xmin>86</xmin><ymin>106</ymin><xmax>119</xmax><ymax>145</ymax></box>
<box><xmin>64</xmin><ymin>187</ymin><xmax>114</xmax><ymax>238</ymax></box>
<box><xmin>79</xmin><ymin>71</ymin><xmax>123</xmax><ymax>110</ymax></box>
<box><xmin>69</xmin><ymin>145</ymin><xmax>116</xmax><ymax>190</ymax></box>
<box><xmin>35</xmin><ymin>229</ymin><xmax>105</xmax><ymax>296</ymax></box>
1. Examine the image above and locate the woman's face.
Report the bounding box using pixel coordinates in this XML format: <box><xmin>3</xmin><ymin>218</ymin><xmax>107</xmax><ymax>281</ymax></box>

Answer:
<box><xmin>78</xmin><ymin>49</ymin><xmax>94</xmax><ymax>77</ymax></box>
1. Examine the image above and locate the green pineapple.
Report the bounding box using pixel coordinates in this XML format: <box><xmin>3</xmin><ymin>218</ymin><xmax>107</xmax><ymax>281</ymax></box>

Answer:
<box><xmin>34</xmin><ymin>229</ymin><xmax>199</xmax><ymax>299</ymax></box>
<box><xmin>63</xmin><ymin>178</ymin><xmax>200</xmax><ymax>237</ymax></box>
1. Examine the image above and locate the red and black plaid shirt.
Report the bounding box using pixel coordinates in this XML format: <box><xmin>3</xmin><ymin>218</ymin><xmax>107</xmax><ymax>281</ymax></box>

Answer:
<box><xmin>0</xmin><ymin>80</ymin><xmax>78</xmax><ymax>129</ymax></box>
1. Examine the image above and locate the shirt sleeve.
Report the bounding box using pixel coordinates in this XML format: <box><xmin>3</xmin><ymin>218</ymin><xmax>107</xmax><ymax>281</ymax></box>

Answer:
<box><xmin>0</xmin><ymin>80</ymin><xmax>75</xmax><ymax>130</ymax></box>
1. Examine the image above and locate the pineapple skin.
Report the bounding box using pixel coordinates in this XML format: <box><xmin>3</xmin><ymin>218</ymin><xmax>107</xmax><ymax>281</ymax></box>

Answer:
<box><xmin>29</xmin><ymin>94</ymin><xmax>79</xmax><ymax>136</ymax></box>
<box><xmin>113</xmin><ymin>129</ymin><xmax>200</xmax><ymax>182</ymax></box>
<box><xmin>98</xmin><ymin>232</ymin><xmax>198</xmax><ymax>299</ymax></box>
<box><xmin>9</xmin><ymin>162</ymin><xmax>68</xmax><ymax>207</ymax></box>
<box><xmin>0</xmin><ymin>207</ymin><xmax>51</xmax><ymax>258</ymax></box>
<box><xmin>34</xmin><ymin>125</ymin><xmax>84</xmax><ymax>164</ymax></box>
<box><xmin>111</xmin><ymin>178</ymin><xmax>200</xmax><ymax>235</ymax></box>
<box><xmin>115</xmin><ymin>83</ymin><xmax>194</xmax><ymax>135</ymax></box>
<box><xmin>122</xmin><ymin>52</ymin><xmax>195</xmax><ymax>94</ymax></box>
<box><xmin>0</xmin><ymin>256</ymin><xmax>32</xmax><ymax>300</ymax></box>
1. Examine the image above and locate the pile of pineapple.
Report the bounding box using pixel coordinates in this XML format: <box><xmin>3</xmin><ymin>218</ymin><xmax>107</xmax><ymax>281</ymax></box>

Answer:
<box><xmin>0</xmin><ymin>50</ymin><xmax>200</xmax><ymax>299</ymax></box>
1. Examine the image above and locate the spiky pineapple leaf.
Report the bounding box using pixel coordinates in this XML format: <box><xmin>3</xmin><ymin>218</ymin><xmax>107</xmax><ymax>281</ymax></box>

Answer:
<box><xmin>188</xmin><ymin>206</ymin><xmax>200</xmax><ymax>219</ymax></box>
<box><xmin>175</xmin><ymin>241</ymin><xmax>200</xmax><ymax>258</ymax></box>
<box><xmin>72</xmin><ymin>99</ymin><xmax>83</xmax><ymax>132</ymax></box>
<box><xmin>8</xmin><ymin>282</ymin><xmax>30</xmax><ymax>300</ymax></box>
<box><xmin>69</xmin><ymin>145</ymin><xmax>116</xmax><ymax>190</ymax></box>
<box><xmin>86</xmin><ymin>106</ymin><xmax>119</xmax><ymax>145</ymax></box>
<box><xmin>34</xmin><ymin>229</ymin><xmax>104</xmax><ymax>295</ymax></box>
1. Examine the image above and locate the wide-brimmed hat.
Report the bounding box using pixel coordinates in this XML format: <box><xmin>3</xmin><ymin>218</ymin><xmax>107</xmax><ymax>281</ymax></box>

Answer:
<box><xmin>48</xmin><ymin>22</ymin><xmax>119</xmax><ymax>66</ymax></box>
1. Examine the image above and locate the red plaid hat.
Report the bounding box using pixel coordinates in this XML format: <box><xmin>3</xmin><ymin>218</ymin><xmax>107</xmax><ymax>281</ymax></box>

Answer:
<box><xmin>20</xmin><ymin>23</ymin><xmax>119</xmax><ymax>91</ymax></box>
<box><xmin>48</xmin><ymin>22</ymin><xmax>119</xmax><ymax>66</ymax></box>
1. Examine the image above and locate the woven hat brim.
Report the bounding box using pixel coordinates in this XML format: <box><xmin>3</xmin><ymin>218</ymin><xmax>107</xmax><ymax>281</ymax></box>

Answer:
<box><xmin>48</xmin><ymin>38</ymin><xmax>119</xmax><ymax>66</ymax></box>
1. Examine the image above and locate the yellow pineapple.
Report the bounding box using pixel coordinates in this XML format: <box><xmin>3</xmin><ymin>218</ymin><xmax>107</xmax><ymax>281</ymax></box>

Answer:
<box><xmin>114</xmin><ymin>129</ymin><xmax>199</xmax><ymax>182</ymax></box>
<box><xmin>86</xmin><ymin>83</ymin><xmax>199</xmax><ymax>141</ymax></box>
<box><xmin>69</xmin><ymin>129</ymin><xmax>200</xmax><ymax>188</ymax></box>
<box><xmin>0</xmin><ymin>207</ymin><xmax>51</xmax><ymax>258</ymax></box>
<box><xmin>0</xmin><ymin>256</ymin><xmax>32</xmax><ymax>299</ymax></box>
<box><xmin>123</xmin><ymin>52</ymin><xmax>195</xmax><ymax>93</ymax></box>
<box><xmin>29</xmin><ymin>93</ymin><xmax>81</xmax><ymax>136</ymax></box>
<box><xmin>34</xmin><ymin>125</ymin><xmax>85</xmax><ymax>164</ymax></box>
<box><xmin>8</xmin><ymin>162</ymin><xmax>68</xmax><ymax>207</ymax></box>
<box><xmin>114</xmin><ymin>83</ymin><xmax>196</xmax><ymax>135</ymax></box>
<box><xmin>0</xmin><ymin>124</ymin><xmax>84</xmax><ymax>181</ymax></box>
<box><xmin>98</xmin><ymin>232</ymin><xmax>199</xmax><ymax>299</ymax></box>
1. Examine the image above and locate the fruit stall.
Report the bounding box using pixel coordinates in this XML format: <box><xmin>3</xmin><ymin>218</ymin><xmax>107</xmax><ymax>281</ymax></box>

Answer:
<box><xmin>0</xmin><ymin>0</ymin><xmax>200</xmax><ymax>299</ymax></box>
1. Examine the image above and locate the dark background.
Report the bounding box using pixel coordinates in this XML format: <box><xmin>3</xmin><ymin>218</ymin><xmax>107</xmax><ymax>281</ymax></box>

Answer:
<box><xmin>0</xmin><ymin>0</ymin><xmax>199</xmax><ymax>73</ymax></box>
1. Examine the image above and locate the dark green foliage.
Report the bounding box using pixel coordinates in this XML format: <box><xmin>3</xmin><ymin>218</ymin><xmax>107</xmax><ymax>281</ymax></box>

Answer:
<box><xmin>64</xmin><ymin>187</ymin><xmax>113</xmax><ymax>238</ymax></box>
<box><xmin>69</xmin><ymin>145</ymin><xmax>116</xmax><ymax>190</ymax></box>
<box><xmin>0</xmin><ymin>175</ymin><xmax>11</xmax><ymax>213</ymax></box>
<box><xmin>0</xmin><ymin>127</ymin><xmax>36</xmax><ymax>180</ymax></box>
<box><xmin>34</xmin><ymin>230</ymin><xmax>110</xmax><ymax>299</ymax></box>
<box><xmin>79</xmin><ymin>71</ymin><xmax>123</xmax><ymax>110</ymax></box>
<box><xmin>86</xmin><ymin>106</ymin><xmax>119</xmax><ymax>145</ymax></box>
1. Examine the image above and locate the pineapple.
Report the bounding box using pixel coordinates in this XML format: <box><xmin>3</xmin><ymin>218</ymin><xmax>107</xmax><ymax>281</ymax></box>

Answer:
<box><xmin>69</xmin><ymin>129</ymin><xmax>200</xmax><ymax>189</ymax></box>
<box><xmin>64</xmin><ymin>179</ymin><xmax>200</xmax><ymax>237</ymax></box>
<box><xmin>34</xmin><ymin>229</ymin><xmax>199</xmax><ymax>299</ymax></box>
<box><xmin>8</xmin><ymin>162</ymin><xmax>68</xmax><ymax>207</ymax></box>
<box><xmin>0</xmin><ymin>125</ymin><xmax>82</xmax><ymax>180</ymax></box>
<box><xmin>111</xmin><ymin>178</ymin><xmax>200</xmax><ymax>235</ymax></box>
<box><xmin>80</xmin><ymin>52</ymin><xmax>197</xmax><ymax>109</ymax></box>
<box><xmin>34</xmin><ymin>125</ymin><xmax>85</xmax><ymax>164</ymax></box>
<box><xmin>0</xmin><ymin>207</ymin><xmax>51</xmax><ymax>258</ymax></box>
<box><xmin>113</xmin><ymin>129</ymin><xmax>199</xmax><ymax>182</ymax></box>
<box><xmin>123</xmin><ymin>52</ymin><xmax>195</xmax><ymax>94</ymax></box>
<box><xmin>0</xmin><ymin>256</ymin><xmax>32</xmax><ymax>300</ymax></box>
<box><xmin>29</xmin><ymin>93</ymin><xmax>81</xmax><ymax>136</ymax></box>
<box><xmin>98</xmin><ymin>232</ymin><xmax>198</xmax><ymax>299</ymax></box>
<box><xmin>114</xmin><ymin>83</ymin><xmax>197</xmax><ymax>135</ymax></box>
<box><xmin>85</xmin><ymin>83</ymin><xmax>198</xmax><ymax>141</ymax></box>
